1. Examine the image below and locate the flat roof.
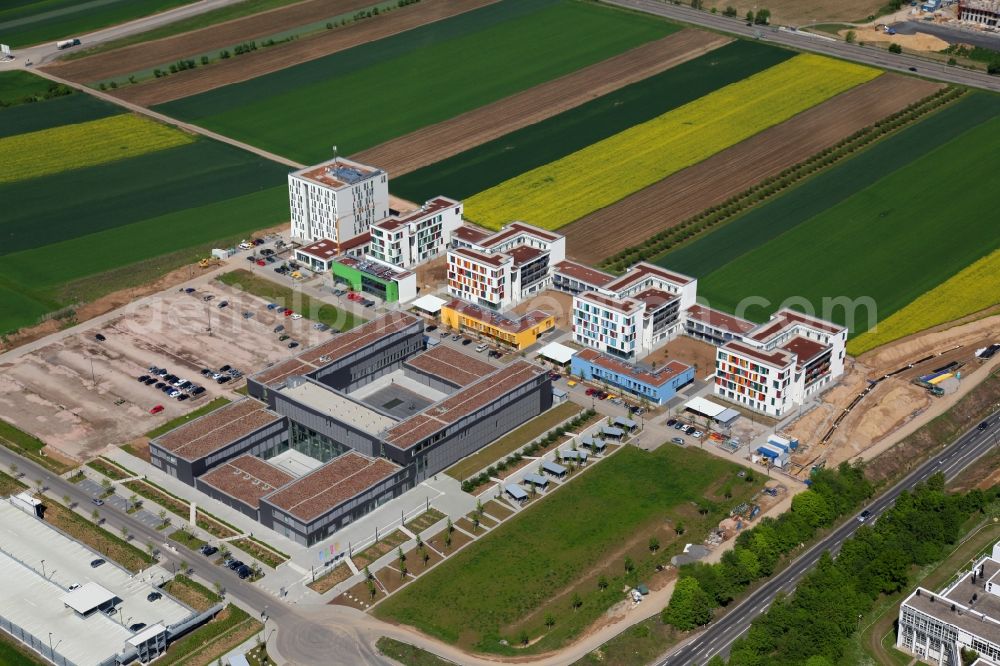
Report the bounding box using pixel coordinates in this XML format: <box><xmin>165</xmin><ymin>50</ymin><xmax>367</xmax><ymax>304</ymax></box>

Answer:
<box><xmin>605</xmin><ymin>262</ymin><xmax>694</xmax><ymax>292</ymax></box>
<box><xmin>537</xmin><ymin>341</ymin><xmax>576</xmax><ymax>365</ymax></box>
<box><xmin>451</xmin><ymin>246</ymin><xmax>509</xmax><ymax>267</ymax></box>
<box><xmin>385</xmin><ymin>361</ymin><xmax>544</xmax><ymax>450</ymax></box>
<box><xmin>505</xmin><ymin>484</ymin><xmax>528</xmax><ymax>500</ymax></box>
<box><xmin>508</xmin><ymin>245</ymin><xmax>547</xmax><ymax>267</ymax></box>
<box><xmin>298</xmin><ymin>312</ymin><xmax>419</xmax><ymax>366</ymax></box>
<box><xmin>720</xmin><ymin>341</ymin><xmax>795</xmax><ymax>369</ymax></box>
<box><xmin>297</xmin><ymin>238</ymin><xmax>339</xmax><ymax>260</ymax></box>
<box><xmin>60</xmin><ymin>582</ymin><xmax>116</xmax><ymax>614</ymax></box>
<box><xmin>443</xmin><ymin>299</ymin><xmax>552</xmax><ymax>335</ymax></box>
<box><xmin>905</xmin><ymin>589</ymin><xmax>1000</xmax><ymax>647</ymax></box>
<box><xmin>553</xmin><ymin>260</ymin><xmax>615</xmax><ymax>288</ymax></box>
<box><xmin>264</xmin><ymin>452</ymin><xmax>401</xmax><ymax>522</ymax></box>
<box><xmin>633</xmin><ymin>287</ymin><xmax>679</xmax><ymax>312</ymax></box>
<box><xmin>578</xmin><ymin>291</ymin><xmax>644</xmax><ymax>315</ymax></box>
<box><xmin>197</xmin><ymin>454</ymin><xmax>293</xmax><ymax>509</ymax></box>
<box><xmin>281</xmin><ymin>379</ymin><xmax>396</xmax><ymax>435</ymax></box>
<box><xmin>685</xmin><ymin>396</ymin><xmax>729</xmax><ymax>418</ymax></box>
<box><xmin>334</xmin><ymin>255</ymin><xmax>412</xmax><ymax>281</ymax></box>
<box><xmin>685</xmin><ymin>304</ymin><xmax>756</xmax><ymax>335</ymax></box>
<box><xmin>128</xmin><ymin>623</ymin><xmax>166</xmax><ymax>646</ymax></box>
<box><xmin>154</xmin><ymin>399</ymin><xmax>281</xmax><ymax>462</ymax></box>
<box><xmin>780</xmin><ymin>336</ymin><xmax>831</xmax><ymax>367</ymax></box>
<box><xmin>410</xmin><ymin>294</ymin><xmax>447</xmax><ymax>314</ymax></box>
<box><xmin>451</xmin><ymin>224</ymin><xmax>493</xmax><ymax>245</ymax></box>
<box><xmin>405</xmin><ymin>346</ymin><xmax>495</xmax><ymax>387</ymax></box>
<box><xmin>576</xmin><ymin>348</ymin><xmax>690</xmax><ymax>388</ymax></box>
<box><xmin>480</xmin><ymin>222</ymin><xmax>561</xmax><ymax>248</ymax></box>
<box><xmin>373</xmin><ymin>197</ymin><xmax>459</xmax><ymax>232</ymax></box>
<box><xmin>748</xmin><ymin>308</ymin><xmax>844</xmax><ymax>342</ymax></box>
<box><xmin>293</xmin><ymin>157</ymin><xmax>381</xmax><ymax>190</ymax></box>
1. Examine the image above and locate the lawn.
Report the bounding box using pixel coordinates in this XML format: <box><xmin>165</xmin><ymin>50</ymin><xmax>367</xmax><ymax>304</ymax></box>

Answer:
<box><xmin>169</xmin><ymin>527</ymin><xmax>208</xmax><ymax>551</ymax></box>
<box><xmin>391</xmin><ymin>40</ymin><xmax>792</xmax><ymax>203</ymax></box>
<box><xmin>445</xmin><ymin>401</ymin><xmax>582</xmax><ymax>481</ymax></box>
<box><xmin>1</xmin><ymin>113</ymin><xmax>193</xmax><ymax>183</ymax></box>
<box><xmin>375</xmin><ymin>637</ymin><xmax>454</xmax><ymax>666</ymax></box>
<box><xmin>156</xmin><ymin>0</ymin><xmax>678</xmax><ymax>162</ymax></box>
<box><xmin>0</xmin><ymin>88</ymin><xmax>290</xmax><ymax>333</ymax></box>
<box><xmin>0</xmin><ymin>0</ymin><xmax>199</xmax><ymax>48</ymax></box>
<box><xmin>162</xmin><ymin>573</ymin><xmax>222</xmax><ymax>612</ymax></box>
<box><xmin>0</xmin><ymin>632</ymin><xmax>45</xmax><ymax>666</ymax></box>
<box><xmin>375</xmin><ymin>445</ymin><xmax>760</xmax><ymax>653</ymax></box>
<box><xmin>847</xmin><ymin>247</ymin><xmax>1000</xmax><ymax>355</ymax></box>
<box><xmin>0</xmin><ymin>469</ymin><xmax>28</xmax><ymax>497</ymax></box>
<box><xmin>218</xmin><ymin>270</ymin><xmax>365</xmax><ymax>331</ymax></box>
<box><xmin>691</xmin><ymin>99</ymin><xmax>1000</xmax><ymax>336</ymax></box>
<box><xmin>145</xmin><ymin>397</ymin><xmax>231</xmax><ymax>439</ymax></box>
<box><xmin>465</xmin><ymin>54</ymin><xmax>879</xmax><ymax>230</ymax></box>
<box><xmin>0</xmin><ymin>70</ymin><xmax>71</xmax><ymax>107</ymax></box>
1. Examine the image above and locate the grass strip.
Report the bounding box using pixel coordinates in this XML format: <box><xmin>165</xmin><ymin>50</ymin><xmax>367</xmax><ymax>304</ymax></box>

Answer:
<box><xmin>169</xmin><ymin>527</ymin><xmax>208</xmax><ymax>551</ymax></box>
<box><xmin>145</xmin><ymin>396</ymin><xmax>231</xmax><ymax>439</ymax></box>
<box><xmin>218</xmin><ymin>269</ymin><xmax>365</xmax><ymax>331</ymax></box>
<box><xmin>375</xmin><ymin>637</ymin><xmax>455</xmax><ymax>666</ymax></box>
<box><xmin>0</xmin><ymin>418</ymin><xmax>71</xmax><ymax>473</ymax></box>
<box><xmin>162</xmin><ymin>573</ymin><xmax>222</xmax><ymax>612</ymax></box>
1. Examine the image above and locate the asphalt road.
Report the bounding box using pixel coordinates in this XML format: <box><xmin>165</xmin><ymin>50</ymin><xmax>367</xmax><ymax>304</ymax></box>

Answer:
<box><xmin>0</xmin><ymin>446</ymin><xmax>389</xmax><ymax>665</ymax></box>
<box><xmin>660</xmin><ymin>409</ymin><xmax>1000</xmax><ymax>666</ymax></box>
<box><xmin>606</xmin><ymin>0</ymin><xmax>1000</xmax><ymax>92</ymax></box>
<box><xmin>893</xmin><ymin>19</ymin><xmax>1000</xmax><ymax>50</ymax></box>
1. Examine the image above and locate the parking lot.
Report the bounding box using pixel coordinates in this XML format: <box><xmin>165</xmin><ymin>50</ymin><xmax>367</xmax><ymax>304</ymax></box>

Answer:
<box><xmin>77</xmin><ymin>478</ymin><xmax>166</xmax><ymax>531</ymax></box>
<box><xmin>0</xmin><ymin>280</ymin><xmax>330</xmax><ymax>461</ymax></box>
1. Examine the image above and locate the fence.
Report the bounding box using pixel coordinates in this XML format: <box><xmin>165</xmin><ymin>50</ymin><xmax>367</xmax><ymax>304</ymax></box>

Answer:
<box><xmin>0</xmin><ymin>613</ymin><xmax>81</xmax><ymax>666</ymax></box>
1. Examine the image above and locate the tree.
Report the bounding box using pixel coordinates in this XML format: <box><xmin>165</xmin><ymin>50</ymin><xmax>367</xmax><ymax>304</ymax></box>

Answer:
<box><xmin>753</xmin><ymin>8</ymin><xmax>770</xmax><ymax>24</ymax></box>
<box><xmin>690</xmin><ymin>0</ymin><xmax>703</xmax><ymax>8</ymax></box>
<box><xmin>9</xmin><ymin>463</ymin><xmax>17</xmax><ymax>476</ymax></box>
<box><xmin>544</xmin><ymin>613</ymin><xmax>555</xmax><ymax>628</ymax></box>
<box><xmin>888</xmin><ymin>42</ymin><xmax>902</xmax><ymax>54</ymax></box>
<box><xmin>421</xmin><ymin>547</ymin><xmax>430</xmax><ymax>567</ymax></box>
<box><xmin>159</xmin><ymin>509</ymin><xmax>168</xmax><ymax>525</ymax></box>
<box><xmin>397</xmin><ymin>546</ymin><xmax>406</xmax><ymax>563</ymax></box>
<box><xmin>120</xmin><ymin>525</ymin><xmax>129</xmax><ymax>540</ymax></box>
<box><xmin>519</xmin><ymin>630</ymin><xmax>529</xmax><ymax>646</ymax></box>
<box><xmin>745</xmin><ymin>10</ymin><xmax>755</xmax><ymax>23</ymax></box>
<box><xmin>472</xmin><ymin>515</ymin><xmax>480</xmax><ymax>532</ymax></box>
<box><xmin>624</xmin><ymin>556</ymin><xmax>635</xmax><ymax>574</ymax></box>
<box><xmin>598</xmin><ymin>575</ymin><xmax>609</xmax><ymax>591</ymax></box>
<box><xmin>662</xmin><ymin>577</ymin><xmax>714</xmax><ymax>630</ymax></box>
<box><xmin>988</xmin><ymin>60</ymin><xmax>1000</xmax><ymax>75</ymax></box>
<box><xmin>649</xmin><ymin>536</ymin><xmax>660</xmax><ymax>552</ymax></box>
<box><xmin>723</xmin><ymin>5</ymin><xmax>737</xmax><ymax>16</ymax></box>
<box><xmin>399</xmin><ymin>562</ymin><xmax>408</xmax><ymax>579</ymax></box>
<box><xmin>572</xmin><ymin>592</ymin><xmax>583</xmax><ymax>610</ymax></box>
<box><xmin>100</xmin><ymin>478</ymin><xmax>112</xmax><ymax>494</ymax></box>
<box><xmin>146</xmin><ymin>543</ymin><xmax>155</xmax><ymax>557</ymax></box>
<box><xmin>446</xmin><ymin>517</ymin><xmax>454</xmax><ymax>534</ymax></box>
<box><xmin>675</xmin><ymin>522</ymin><xmax>686</xmax><ymax>536</ymax></box>
<box><xmin>62</xmin><ymin>494</ymin><xmax>71</xmax><ymax>506</ymax></box>
<box><xmin>845</xmin><ymin>30</ymin><xmax>857</xmax><ymax>44</ymax></box>
<box><xmin>91</xmin><ymin>509</ymin><xmax>100</xmax><ymax>522</ymax></box>
<box><xmin>792</xmin><ymin>490</ymin><xmax>833</xmax><ymax>528</ymax></box>
<box><xmin>444</xmin><ymin>529</ymin><xmax>452</xmax><ymax>549</ymax></box>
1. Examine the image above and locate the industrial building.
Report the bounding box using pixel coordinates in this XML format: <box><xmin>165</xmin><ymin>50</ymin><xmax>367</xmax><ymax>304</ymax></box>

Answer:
<box><xmin>897</xmin><ymin>540</ymin><xmax>1000</xmax><ymax>665</ymax></box>
<box><xmin>0</xmin><ymin>499</ymin><xmax>210</xmax><ymax>666</ymax></box>
<box><xmin>150</xmin><ymin>313</ymin><xmax>551</xmax><ymax>545</ymax></box>
<box><xmin>447</xmin><ymin>222</ymin><xmax>566</xmax><ymax>310</ymax></box>
<box><xmin>570</xmin><ymin>348</ymin><xmax>694</xmax><ymax>405</ymax></box>
<box><xmin>288</xmin><ymin>157</ymin><xmax>388</xmax><ymax>246</ymax></box>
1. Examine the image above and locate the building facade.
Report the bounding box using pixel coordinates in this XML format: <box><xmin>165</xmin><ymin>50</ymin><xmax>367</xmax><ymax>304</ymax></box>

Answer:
<box><xmin>330</xmin><ymin>255</ymin><xmax>417</xmax><ymax>303</ymax></box>
<box><xmin>288</xmin><ymin>157</ymin><xmax>388</xmax><ymax>245</ymax></box>
<box><xmin>369</xmin><ymin>197</ymin><xmax>463</xmax><ymax>268</ymax></box>
<box><xmin>440</xmin><ymin>298</ymin><xmax>555</xmax><ymax>350</ymax></box>
<box><xmin>958</xmin><ymin>0</ymin><xmax>1000</xmax><ymax>25</ymax></box>
<box><xmin>570</xmin><ymin>348</ymin><xmax>694</xmax><ymax>405</ymax></box>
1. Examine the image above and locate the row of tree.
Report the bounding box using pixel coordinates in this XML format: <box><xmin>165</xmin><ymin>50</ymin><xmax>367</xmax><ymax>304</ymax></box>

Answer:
<box><xmin>663</xmin><ymin>462</ymin><xmax>873</xmax><ymax>630</ymax></box>
<box><xmin>719</xmin><ymin>476</ymin><xmax>997</xmax><ymax>665</ymax></box>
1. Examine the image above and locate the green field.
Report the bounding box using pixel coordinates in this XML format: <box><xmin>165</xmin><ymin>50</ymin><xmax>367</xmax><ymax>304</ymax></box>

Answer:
<box><xmin>657</xmin><ymin>92</ymin><xmax>1000</xmax><ymax>336</ymax></box>
<box><xmin>156</xmin><ymin>0</ymin><xmax>678</xmax><ymax>162</ymax></box>
<box><xmin>0</xmin><ymin>82</ymin><xmax>291</xmax><ymax>334</ymax></box>
<box><xmin>0</xmin><ymin>70</ymin><xmax>71</xmax><ymax>106</ymax></box>
<box><xmin>0</xmin><ymin>0</ymin><xmax>199</xmax><ymax>48</ymax></box>
<box><xmin>375</xmin><ymin>445</ymin><xmax>759</xmax><ymax>653</ymax></box>
<box><xmin>391</xmin><ymin>40</ymin><xmax>792</xmax><ymax>203</ymax></box>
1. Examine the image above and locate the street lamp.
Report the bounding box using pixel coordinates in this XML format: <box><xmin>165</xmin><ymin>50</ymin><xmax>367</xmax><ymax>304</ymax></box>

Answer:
<box><xmin>47</xmin><ymin>632</ymin><xmax>53</xmax><ymax>657</ymax></box>
<box><xmin>40</xmin><ymin>559</ymin><xmax>46</xmax><ymax>578</ymax></box>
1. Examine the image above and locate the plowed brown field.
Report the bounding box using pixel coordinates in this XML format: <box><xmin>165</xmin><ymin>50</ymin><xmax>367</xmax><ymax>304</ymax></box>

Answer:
<box><xmin>562</xmin><ymin>74</ymin><xmax>944</xmax><ymax>264</ymax></box>
<box><xmin>352</xmin><ymin>29</ymin><xmax>731</xmax><ymax>177</ymax></box>
<box><xmin>43</xmin><ymin>0</ymin><xmax>376</xmax><ymax>82</ymax></box>
<box><xmin>108</xmin><ymin>0</ymin><xmax>495</xmax><ymax>107</ymax></box>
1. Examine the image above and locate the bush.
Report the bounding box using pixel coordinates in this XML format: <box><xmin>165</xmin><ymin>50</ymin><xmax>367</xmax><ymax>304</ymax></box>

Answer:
<box><xmin>888</xmin><ymin>42</ymin><xmax>902</xmax><ymax>54</ymax></box>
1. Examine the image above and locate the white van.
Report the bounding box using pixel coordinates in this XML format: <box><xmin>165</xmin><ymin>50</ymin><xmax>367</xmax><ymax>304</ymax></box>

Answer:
<box><xmin>476</xmin><ymin>343</ymin><xmax>489</xmax><ymax>353</ymax></box>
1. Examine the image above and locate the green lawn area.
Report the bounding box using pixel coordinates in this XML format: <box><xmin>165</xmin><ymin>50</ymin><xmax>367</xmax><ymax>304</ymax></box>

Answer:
<box><xmin>375</xmin><ymin>445</ymin><xmax>760</xmax><ymax>653</ymax></box>
<box><xmin>375</xmin><ymin>637</ymin><xmax>454</xmax><ymax>666</ymax></box>
<box><xmin>156</xmin><ymin>0</ymin><xmax>678</xmax><ymax>162</ymax></box>
<box><xmin>393</xmin><ymin>40</ymin><xmax>791</xmax><ymax>203</ymax></box>
<box><xmin>658</xmin><ymin>91</ymin><xmax>1000</xmax><ymax>337</ymax></box>
<box><xmin>445</xmin><ymin>401</ymin><xmax>582</xmax><ymax>481</ymax></box>
<box><xmin>0</xmin><ymin>632</ymin><xmax>46</xmax><ymax>666</ymax></box>
<box><xmin>162</xmin><ymin>574</ymin><xmax>222</xmax><ymax>612</ymax></box>
<box><xmin>0</xmin><ymin>88</ymin><xmax>290</xmax><ymax>334</ymax></box>
<box><xmin>0</xmin><ymin>0</ymin><xmax>199</xmax><ymax>48</ymax></box>
<box><xmin>218</xmin><ymin>270</ymin><xmax>365</xmax><ymax>331</ymax></box>
<box><xmin>169</xmin><ymin>527</ymin><xmax>207</xmax><ymax>551</ymax></box>
<box><xmin>0</xmin><ymin>418</ymin><xmax>71</xmax><ymax>473</ymax></box>
<box><xmin>0</xmin><ymin>70</ymin><xmax>73</xmax><ymax>107</ymax></box>
<box><xmin>0</xmin><ymin>469</ymin><xmax>28</xmax><ymax>497</ymax></box>
<box><xmin>145</xmin><ymin>397</ymin><xmax>231</xmax><ymax>439</ymax></box>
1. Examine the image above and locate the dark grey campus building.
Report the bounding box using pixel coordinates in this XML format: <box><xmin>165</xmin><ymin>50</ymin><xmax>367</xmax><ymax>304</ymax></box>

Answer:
<box><xmin>150</xmin><ymin>312</ymin><xmax>551</xmax><ymax>545</ymax></box>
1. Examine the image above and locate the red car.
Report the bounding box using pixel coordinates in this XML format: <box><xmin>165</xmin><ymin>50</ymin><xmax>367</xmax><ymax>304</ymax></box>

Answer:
<box><xmin>257</xmin><ymin>260</ymin><xmax>266</xmax><ymax>266</ymax></box>
<box><xmin>150</xmin><ymin>405</ymin><xmax>164</xmax><ymax>414</ymax></box>
<box><xmin>284</xmin><ymin>309</ymin><xmax>293</xmax><ymax>316</ymax></box>
<box><xmin>585</xmin><ymin>388</ymin><xmax>596</xmax><ymax>396</ymax></box>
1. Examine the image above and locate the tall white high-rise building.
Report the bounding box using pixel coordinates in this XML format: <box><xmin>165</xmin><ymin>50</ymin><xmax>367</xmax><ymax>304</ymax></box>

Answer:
<box><xmin>288</xmin><ymin>157</ymin><xmax>388</xmax><ymax>247</ymax></box>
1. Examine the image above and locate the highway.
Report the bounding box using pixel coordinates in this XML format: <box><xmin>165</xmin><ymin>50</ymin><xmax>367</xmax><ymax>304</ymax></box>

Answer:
<box><xmin>660</xmin><ymin>409</ymin><xmax>1000</xmax><ymax>666</ymax></box>
<box><xmin>607</xmin><ymin>0</ymin><xmax>1000</xmax><ymax>93</ymax></box>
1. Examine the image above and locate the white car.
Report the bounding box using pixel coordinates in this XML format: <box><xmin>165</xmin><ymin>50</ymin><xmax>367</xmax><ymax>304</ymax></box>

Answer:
<box><xmin>290</xmin><ymin>313</ymin><xmax>303</xmax><ymax>320</ymax></box>
<box><xmin>692</xmin><ymin>430</ymin><xmax>704</xmax><ymax>439</ymax></box>
<box><xmin>69</xmin><ymin>583</ymin><xmax>81</xmax><ymax>591</ymax></box>
<box><xmin>172</xmin><ymin>378</ymin><xmax>187</xmax><ymax>387</ymax></box>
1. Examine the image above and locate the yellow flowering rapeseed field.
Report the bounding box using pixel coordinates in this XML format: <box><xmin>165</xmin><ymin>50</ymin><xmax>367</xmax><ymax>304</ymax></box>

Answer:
<box><xmin>465</xmin><ymin>54</ymin><xmax>879</xmax><ymax>230</ymax></box>
<box><xmin>847</xmin><ymin>248</ymin><xmax>1000</xmax><ymax>356</ymax></box>
<box><xmin>1</xmin><ymin>113</ymin><xmax>193</xmax><ymax>183</ymax></box>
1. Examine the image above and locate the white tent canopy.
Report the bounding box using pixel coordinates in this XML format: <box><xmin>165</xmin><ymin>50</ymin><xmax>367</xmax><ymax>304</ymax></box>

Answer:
<box><xmin>410</xmin><ymin>294</ymin><xmax>446</xmax><ymax>315</ymax></box>
<box><xmin>684</xmin><ymin>396</ymin><xmax>740</xmax><ymax>424</ymax></box>
<box><xmin>537</xmin><ymin>341</ymin><xmax>576</xmax><ymax>365</ymax></box>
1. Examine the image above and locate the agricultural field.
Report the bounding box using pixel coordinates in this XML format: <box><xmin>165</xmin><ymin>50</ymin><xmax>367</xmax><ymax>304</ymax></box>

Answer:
<box><xmin>0</xmin><ymin>70</ymin><xmax>71</xmax><ymax>106</ymax></box>
<box><xmin>154</xmin><ymin>0</ymin><xmax>679</xmax><ymax>163</ymax></box>
<box><xmin>0</xmin><ymin>0</ymin><xmax>198</xmax><ymax>48</ymax></box>
<box><xmin>847</xmin><ymin>248</ymin><xmax>1000</xmax><ymax>356</ymax></box>
<box><xmin>660</xmin><ymin>92</ymin><xmax>1000</xmax><ymax>338</ymax></box>
<box><xmin>0</xmin><ymin>74</ymin><xmax>289</xmax><ymax>334</ymax></box>
<box><xmin>464</xmin><ymin>54</ymin><xmax>880</xmax><ymax>231</ymax></box>
<box><xmin>374</xmin><ymin>445</ymin><xmax>761</xmax><ymax>654</ymax></box>
<box><xmin>390</xmin><ymin>39</ymin><xmax>791</xmax><ymax>203</ymax></box>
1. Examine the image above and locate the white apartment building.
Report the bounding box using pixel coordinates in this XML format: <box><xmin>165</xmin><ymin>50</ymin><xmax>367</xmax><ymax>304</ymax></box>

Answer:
<box><xmin>446</xmin><ymin>222</ymin><xmax>566</xmax><ymax>310</ymax></box>
<box><xmin>369</xmin><ymin>197</ymin><xmax>463</xmax><ymax>268</ymax></box>
<box><xmin>897</xmin><ymin>541</ymin><xmax>1000</xmax><ymax>666</ymax></box>
<box><xmin>288</xmin><ymin>157</ymin><xmax>388</xmax><ymax>246</ymax></box>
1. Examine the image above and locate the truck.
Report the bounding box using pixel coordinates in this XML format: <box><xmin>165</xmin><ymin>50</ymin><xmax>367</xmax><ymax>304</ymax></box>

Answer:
<box><xmin>56</xmin><ymin>38</ymin><xmax>81</xmax><ymax>49</ymax></box>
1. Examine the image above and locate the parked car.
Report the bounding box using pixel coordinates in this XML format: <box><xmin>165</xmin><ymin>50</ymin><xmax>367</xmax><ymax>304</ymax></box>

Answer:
<box><xmin>154</xmin><ymin>382</ymin><xmax>166</xmax><ymax>390</ymax></box>
<box><xmin>69</xmin><ymin>583</ymin><xmax>81</xmax><ymax>591</ymax></box>
<box><xmin>92</xmin><ymin>498</ymin><xmax>105</xmax><ymax>506</ymax></box>
<box><xmin>278</xmin><ymin>334</ymin><xmax>290</xmax><ymax>342</ymax></box>
<box><xmin>671</xmin><ymin>437</ymin><xmax>685</xmax><ymax>445</ymax></box>
<box><xmin>200</xmin><ymin>368</ymin><xmax>212</xmax><ymax>376</ymax></box>
<box><xmin>201</xmin><ymin>546</ymin><xmax>218</xmax><ymax>557</ymax></box>
<box><xmin>167</xmin><ymin>389</ymin><xmax>181</xmax><ymax>398</ymax></box>
<box><xmin>290</xmin><ymin>313</ymin><xmax>302</xmax><ymax>320</ymax></box>
<box><xmin>177</xmin><ymin>394</ymin><xmax>189</xmax><ymax>402</ymax></box>
<box><xmin>425</xmin><ymin>325</ymin><xmax>437</xmax><ymax>332</ymax></box>
<box><xmin>692</xmin><ymin>430</ymin><xmax>704</xmax><ymax>439</ymax></box>
<box><xmin>146</xmin><ymin>592</ymin><xmax>161</xmax><ymax>602</ymax></box>
<box><xmin>191</xmin><ymin>387</ymin><xmax>206</xmax><ymax>396</ymax></box>
<box><xmin>218</xmin><ymin>300</ymin><xmax>229</xmax><ymax>309</ymax></box>
<box><xmin>273</xmin><ymin>325</ymin><xmax>284</xmax><ymax>333</ymax></box>
<box><xmin>685</xmin><ymin>426</ymin><xmax>697</xmax><ymax>435</ymax></box>
<box><xmin>284</xmin><ymin>309</ymin><xmax>293</xmax><ymax>317</ymax></box>
<box><xmin>288</xmin><ymin>342</ymin><xmax>299</xmax><ymax>349</ymax></box>
<box><xmin>220</xmin><ymin>365</ymin><xmax>231</xmax><ymax>372</ymax></box>
<box><xmin>452</xmin><ymin>333</ymin><xmax>461</xmax><ymax>341</ymax></box>
<box><xmin>227</xmin><ymin>560</ymin><xmax>244</xmax><ymax>571</ymax></box>
<box><xmin>137</xmin><ymin>375</ymin><xmax>150</xmax><ymax>383</ymax></box>
<box><xmin>461</xmin><ymin>338</ymin><xmax>472</xmax><ymax>346</ymax></box>
<box><xmin>667</xmin><ymin>418</ymin><xmax>677</xmax><ymax>427</ymax></box>
<box><xmin>129</xmin><ymin>623</ymin><xmax>147</xmax><ymax>632</ymax></box>
<box><xmin>202</xmin><ymin>294</ymin><xmax>214</xmax><ymax>301</ymax></box>
<box><xmin>256</xmin><ymin>260</ymin><xmax>266</xmax><ymax>267</ymax></box>
<box><xmin>217</xmin><ymin>376</ymin><xmax>231</xmax><ymax>384</ymax></box>
<box><xmin>184</xmin><ymin>288</ymin><xmax>195</xmax><ymax>294</ymax></box>
<box><xmin>673</xmin><ymin>422</ymin><xmax>686</xmax><ymax>430</ymax></box>
<box><xmin>266</xmin><ymin>303</ymin><xmax>278</xmax><ymax>310</ymax></box>
<box><xmin>95</xmin><ymin>333</ymin><xmax>106</xmax><ymax>342</ymax></box>
<box><xmin>261</xmin><ymin>248</ymin><xmax>274</xmax><ymax>256</ymax></box>
<box><xmin>246</xmin><ymin>255</ymin><xmax>257</xmax><ymax>263</ymax></box>
<box><xmin>237</xmin><ymin>565</ymin><xmax>252</xmax><ymax>579</ymax></box>
<box><xmin>254</xmin><ymin>238</ymin><xmax>265</xmax><ymax>246</ymax></box>
<box><xmin>90</xmin><ymin>558</ymin><xmax>106</xmax><ymax>568</ymax></box>
<box><xmin>149</xmin><ymin>405</ymin><xmax>164</xmax><ymax>415</ymax></box>
<box><xmin>144</xmin><ymin>378</ymin><xmax>157</xmax><ymax>385</ymax></box>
